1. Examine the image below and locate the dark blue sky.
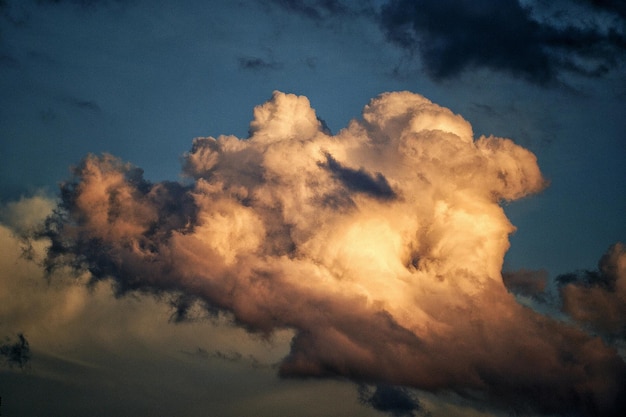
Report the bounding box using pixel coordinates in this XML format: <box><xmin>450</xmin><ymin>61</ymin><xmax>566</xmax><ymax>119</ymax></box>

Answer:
<box><xmin>1</xmin><ymin>1</ymin><xmax>625</xmax><ymax>416</ymax></box>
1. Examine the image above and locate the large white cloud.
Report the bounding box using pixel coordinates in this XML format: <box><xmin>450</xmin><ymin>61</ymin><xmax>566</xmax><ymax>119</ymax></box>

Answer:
<box><xmin>40</xmin><ymin>91</ymin><xmax>625</xmax><ymax>416</ymax></box>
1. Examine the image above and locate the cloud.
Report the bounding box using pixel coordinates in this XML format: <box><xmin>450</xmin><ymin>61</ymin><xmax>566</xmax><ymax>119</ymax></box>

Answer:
<box><xmin>1</xmin><ymin>194</ymin><xmax>289</xmax><ymax>392</ymax></box>
<box><xmin>358</xmin><ymin>384</ymin><xmax>423</xmax><ymax>417</ymax></box>
<box><xmin>558</xmin><ymin>242</ymin><xmax>626</xmax><ymax>340</ymax></box>
<box><xmin>378</xmin><ymin>0</ymin><xmax>626</xmax><ymax>84</ymax></box>
<box><xmin>34</xmin><ymin>0</ymin><xmax>127</xmax><ymax>8</ymax></box>
<box><xmin>60</xmin><ymin>96</ymin><xmax>101</xmax><ymax>112</ymax></box>
<box><xmin>319</xmin><ymin>151</ymin><xmax>396</xmax><ymax>201</ymax></box>
<box><xmin>238</xmin><ymin>56</ymin><xmax>284</xmax><ymax>72</ymax></box>
<box><xmin>502</xmin><ymin>268</ymin><xmax>548</xmax><ymax>298</ymax></box>
<box><xmin>0</xmin><ymin>333</ymin><xmax>31</xmax><ymax>368</ymax></box>
<box><xmin>0</xmin><ymin>192</ymin><xmax>56</xmax><ymax>235</ymax></box>
<box><xmin>40</xmin><ymin>90</ymin><xmax>625</xmax><ymax>416</ymax></box>
<box><xmin>263</xmin><ymin>0</ymin><xmax>350</xmax><ymax>21</ymax></box>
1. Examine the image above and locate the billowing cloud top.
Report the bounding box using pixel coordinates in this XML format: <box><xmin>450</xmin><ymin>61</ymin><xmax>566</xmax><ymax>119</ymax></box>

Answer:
<box><xmin>43</xmin><ymin>91</ymin><xmax>625</xmax><ymax>416</ymax></box>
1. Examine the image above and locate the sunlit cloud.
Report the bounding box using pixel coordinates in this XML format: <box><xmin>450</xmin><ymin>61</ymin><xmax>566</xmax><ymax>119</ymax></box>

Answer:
<box><xmin>38</xmin><ymin>91</ymin><xmax>625</xmax><ymax>416</ymax></box>
<box><xmin>558</xmin><ymin>243</ymin><xmax>626</xmax><ymax>340</ymax></box>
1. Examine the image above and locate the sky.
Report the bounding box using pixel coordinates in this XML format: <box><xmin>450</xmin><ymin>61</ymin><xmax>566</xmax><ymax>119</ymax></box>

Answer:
<box><xmin>0</xmin><ymin>1</ymin><xmax>625</xmax><ymax>416</ymax></box>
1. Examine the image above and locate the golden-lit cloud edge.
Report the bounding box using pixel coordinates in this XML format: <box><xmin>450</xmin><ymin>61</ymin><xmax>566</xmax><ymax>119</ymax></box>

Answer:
<box><xmin>3</xmin><ymin>91</ymin><xmax>625</xmax><ymax>416</ymax></box>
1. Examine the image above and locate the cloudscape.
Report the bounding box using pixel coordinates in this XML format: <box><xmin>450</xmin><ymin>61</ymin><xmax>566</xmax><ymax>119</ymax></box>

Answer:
<box><xmin>1</xmin><ymin>1</ymin><xmax>625</xmax><ymax>416</ymax></box>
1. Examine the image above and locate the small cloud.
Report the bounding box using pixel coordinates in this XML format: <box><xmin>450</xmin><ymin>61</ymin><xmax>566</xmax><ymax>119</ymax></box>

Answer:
<box><xmin>0</xmin><ymin>333</ymin><xmax>31</xmax><ymax>368</ymax></box>
<box><xmin>358</xmin><ymin>384</ymin><xmax>423</xmax><ymax>417</ymax></box>
<box><xmin>212</xmin><ymin>349</ymin><xmax>243</xmax><ymax>363</ymax></box>
<box><xmin>238</xmin><ymin>56</ymin><xmax>283</xmax><ymax>72</ymax></box>
<box><xmin>60</xmin><ymin>96</ymin><xmax>101</xmax><ymax>113</ymax></box>
<box><xmin>186</xmin><ymin>347</ymin><xmax>272</xmax><ymax>369</ymax></box>
<box><xmin>264</xmin><ymin>0</ymin><xmax>349</xmax><ymax>21</ymax></box>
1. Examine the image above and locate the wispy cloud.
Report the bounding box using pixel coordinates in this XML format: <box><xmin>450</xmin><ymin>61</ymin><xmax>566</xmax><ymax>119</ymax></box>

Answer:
<box><xmin>263</xmin><ymin>0</ymin><xmax>350</xmax><ymax>21</ymax></box>
<box><xmin>238</xmin><ymin>56</ymin><xmax>284</xmax><ymax>72</ymax></box>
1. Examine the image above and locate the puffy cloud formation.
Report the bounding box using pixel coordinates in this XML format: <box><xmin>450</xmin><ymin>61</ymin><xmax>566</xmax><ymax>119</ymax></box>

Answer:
<box><xmin>43</xmin><ymin>91</ymin><xmax>625</xmax><ymax>416</ymax></box>
<box><xmin>0</xmin><ymin>193</ymin><xmax>56</xmax><ymax>235</ymax></box>
<box><xmin>558</xmin><ymin>243</ymin><xmax>626</xmax><ymax>340</ymax></box>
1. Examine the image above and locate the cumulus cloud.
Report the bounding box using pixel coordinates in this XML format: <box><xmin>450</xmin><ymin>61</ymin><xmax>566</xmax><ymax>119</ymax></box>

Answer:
<box><xmin>41</xmin><ymin>90</ymin><xmax>625</xmax><ymax>416</ymax></box>
<box><xmin>558</xmin><ymin>243</ymin><xmax>626</xmax><ymax>340</ymax></box>
<box><xmin>1</xmin><ymin>194</ymin><xmax>288</xmax><ymax>380</ymax></box>
<box><xmin>378</xmin><ymin>0</ymin><xmax>626</xmax><ymax>84</ymax></box>
<box><xmin>0</xmin><ymin>192</ymin><xmax>56</xmax><ymax>235</ymax></box>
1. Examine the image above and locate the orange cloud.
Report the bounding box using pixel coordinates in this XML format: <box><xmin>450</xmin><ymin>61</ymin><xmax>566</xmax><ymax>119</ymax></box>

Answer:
<box><xmin>42</xmin><ymin>91</ymin><xmax>624</xmax><ymax>416</ymax></box>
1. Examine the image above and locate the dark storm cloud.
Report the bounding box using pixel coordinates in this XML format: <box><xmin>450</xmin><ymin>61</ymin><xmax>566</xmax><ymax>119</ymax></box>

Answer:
<box><xmin>378</xmin><ymin>0</ymin><xmax>626</xmax><ymax>84</ymax></box>
<box><xmin>358</xmin><ymin>384</ymin><xmax>423</xmax><ymax>417</ymax></box>
<box><xmin>320</xmin><ymin>152</ymin><xmax>396</xmax><ymax>200</ymax></box>
<box><xmin>0</xmin><ymin>333</ymin><xmax>31</xmax><ymax>368</ymax></box>
<box><xmin>574</xmin><ymin>0</ymin><xmax>626</xmax><ymax>19</ymax></box>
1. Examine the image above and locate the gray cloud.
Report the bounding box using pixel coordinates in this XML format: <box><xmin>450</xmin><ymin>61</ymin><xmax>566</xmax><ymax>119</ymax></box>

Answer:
<box><xmin>61</xmin><ymin>96</ymin><xmax>101</xmax><ymax>113</ymax></box>
<box><xmin>259</xmin><ymin>0</ymin><xmax>626</xmax><ymax>84</ymax></box>
<box><xmin>358</xmin><ymin>384</ymin><xmax>423</xmax><ymax>417</ymax></box>
<box><xmin>502</xmin><ymin>268</ymin><xmax>548</xmax><ymax>298</ymax></box>
<box><xmin>558</xmin><ymin>242</ymin><xmax>626</xmax><ymax>340</ymax></box>
<box><xmin>263</xmin><ymin>0</ymin><xmax>350</xmax><ymax>21</ymax></box>
<box><xmin>378</xmin><ymin>0</ymin><xmax>626</xmax><ymax>85</ymax></box>
<box><xmin>320</xmin><ymin>151</ymin><xmax>397</xmax><ymax>201</ymax></box>
<box><xmin>238</xmin><ymin>56</ymin><xmax>284</xmax><ymax>72</ymax></box>
<box><xmin>0</xmin><ymin>333</ymin><xmax>31</xmax><ymax>368</ymax></box>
